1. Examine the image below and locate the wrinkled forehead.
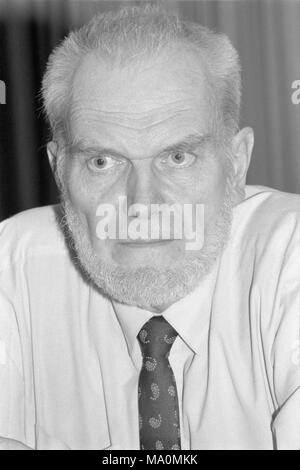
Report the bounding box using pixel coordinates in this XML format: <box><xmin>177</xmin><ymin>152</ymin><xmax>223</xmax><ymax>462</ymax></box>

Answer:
<box><xmin>72</xmin><ymin>46</ymin><xmax>212</xmax><ymax>113</ymax></box>
<box><xmin>66</xmin><ymin>47</ymin><xmax>216</xmax><ymax>153</ymax></box>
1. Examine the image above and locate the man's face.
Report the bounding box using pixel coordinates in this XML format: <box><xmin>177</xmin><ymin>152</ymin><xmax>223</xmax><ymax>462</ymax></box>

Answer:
<box><xmin>56</xmin><ymin>48</ymin><xmax>234</xmax><ymax>311</ymax></box>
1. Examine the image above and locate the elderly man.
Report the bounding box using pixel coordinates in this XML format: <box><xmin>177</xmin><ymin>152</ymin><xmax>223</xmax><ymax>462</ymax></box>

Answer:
<box><xmin>0</xmin><ymin>3</ymin><xmax>299</xmax><ymax>450</ymax></box>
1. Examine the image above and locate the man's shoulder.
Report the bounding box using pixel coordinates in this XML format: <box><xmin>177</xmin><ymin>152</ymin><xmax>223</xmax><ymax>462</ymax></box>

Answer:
<box><xmin>0</xmin><ymin>204</ymin><xmax>64</xmax><ymax>240</ymax></box>
<box><xmin>0</xmin><ymin>205</ymin><xmax>67</xmax><ymax>269</ymax></box>
<box><xmin>240</xmin><ymin>185</ymin><xmax>300</xmax><ymax>226</ymax></box>
<box><xmin>245</xmin><ymin>184</ymin><xmax>300</xmax><ymax>211</ymax></box>
<box><xmin>231</xmin><ymin>185</ymin><xmax>300</xmax><ymax>251</ymax></box>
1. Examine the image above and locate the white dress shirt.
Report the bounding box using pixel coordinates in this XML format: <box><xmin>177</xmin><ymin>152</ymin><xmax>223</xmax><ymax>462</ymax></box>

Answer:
<box><xmin>0</xmin><ymin>185</ymin><xmax>299</xmax><ymax>450</ymax></box>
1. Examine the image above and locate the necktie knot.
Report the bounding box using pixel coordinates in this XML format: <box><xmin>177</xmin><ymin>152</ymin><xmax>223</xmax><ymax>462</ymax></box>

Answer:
<box><xmin>137</xmin><ymin>316</ymin><xmax>178</xmax><ymax>359</ymax></box>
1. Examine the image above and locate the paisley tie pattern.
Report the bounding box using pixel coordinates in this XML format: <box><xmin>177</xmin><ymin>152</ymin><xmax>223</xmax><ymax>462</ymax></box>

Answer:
<box><xmin>137</xmin><ymin>316</ymin><xmax>181</xmax><ymax>450</ymax></box>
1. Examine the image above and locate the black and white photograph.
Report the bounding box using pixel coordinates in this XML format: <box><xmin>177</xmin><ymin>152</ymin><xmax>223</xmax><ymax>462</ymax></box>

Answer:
<box><xmin>0</xmin><ymin>0</ymin><xmax>299</xmax><ymax>452</ymax></box>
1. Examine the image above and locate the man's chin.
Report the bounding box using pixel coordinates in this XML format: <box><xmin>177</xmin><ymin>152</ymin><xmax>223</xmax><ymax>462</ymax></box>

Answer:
<box><xmin>60</xmin><ymin>185</ymin><xmax>233</xmax><ymax>310</ymax></box>
<box><xmin>74</xmin><ymin>244</ymin><xmax>222</xmax><ymax>311</ymax></box>
<box><xmin>61</xmin><ymin>228</ymin><xmax>230</xmax><ymax>311</ymax></box>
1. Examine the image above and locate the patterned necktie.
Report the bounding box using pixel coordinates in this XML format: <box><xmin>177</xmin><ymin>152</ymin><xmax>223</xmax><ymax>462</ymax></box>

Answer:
<box><xmin>137</xmin><ymin>315</ymin><xmax>181</xmax><ymax>450</ymax></box>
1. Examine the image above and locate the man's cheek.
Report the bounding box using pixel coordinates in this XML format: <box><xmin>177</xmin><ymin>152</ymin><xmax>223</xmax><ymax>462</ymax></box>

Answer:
<box><xmin>67</xmin><ymin>186</ymin><xmax>90</xmax><ymax>214</ymax></box>
<box><xmin>201</xmin><ymin>185</ymin><xmax>227</xmax><ymax>225</ymax></box>
<box><xmin>86</xmin><ymin>213</ymin><xmax>100</xmax><ymax>242</ymax></box>
<box><xmin>65</xmin><ymin>167</ymin><xmax>96</xmax><ymax>208</ymax></box>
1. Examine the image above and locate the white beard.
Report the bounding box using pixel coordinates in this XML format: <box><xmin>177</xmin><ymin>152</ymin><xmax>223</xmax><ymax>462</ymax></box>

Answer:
<box><xmin>59</xmin><ymin>177</ymin><xmax>234</xmax><ymax>311</ymax></box>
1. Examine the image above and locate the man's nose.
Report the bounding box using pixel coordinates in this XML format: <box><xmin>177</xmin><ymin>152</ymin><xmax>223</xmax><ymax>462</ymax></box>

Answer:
<box><xmin>126</xmin><ymin>161</ymin><xmax>164</xmax><ymax>211</ymax></box>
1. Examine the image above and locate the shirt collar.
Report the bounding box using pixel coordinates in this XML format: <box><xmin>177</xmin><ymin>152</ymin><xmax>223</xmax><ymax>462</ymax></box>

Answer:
<box><xmin>111</xmin><ymin>260</ymin><xmax>219</xmax><ymax>356</ymax></box>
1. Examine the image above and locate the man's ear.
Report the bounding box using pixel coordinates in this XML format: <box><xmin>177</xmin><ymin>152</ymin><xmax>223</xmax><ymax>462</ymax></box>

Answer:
<box><xmin>230</xmin><ymin>127</ymin><xmax>254</xmax><ymax>201</ymax></box>
<box><xmin>47</xmin><ymin>141</ymin><xmax>58</xmax><ymax>172</ymax></box>
<box><xmin>47</xmin><ymin>141</ymin><xmax>63</xmax><ymax>190</ymax></box>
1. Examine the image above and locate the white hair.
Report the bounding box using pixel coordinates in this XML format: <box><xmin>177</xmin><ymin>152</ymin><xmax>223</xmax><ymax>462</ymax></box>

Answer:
<box><xmin>42</xmin><ymin>2</ymin><xmax>241</xmax><ymax>143</ymax></box>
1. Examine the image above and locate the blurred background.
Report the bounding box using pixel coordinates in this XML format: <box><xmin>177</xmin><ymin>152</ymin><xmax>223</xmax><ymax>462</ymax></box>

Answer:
<box><xmin>0</xmin><ymin>0</ymin><xmax>300</xmax><ymax>221</ymax></box>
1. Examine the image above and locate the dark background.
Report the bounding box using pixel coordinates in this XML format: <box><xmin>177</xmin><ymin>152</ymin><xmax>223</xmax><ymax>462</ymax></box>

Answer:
<box><xmin>0</xmin><ymin>0</ymin><xmax>300</xmax><ymax>221</ymax></box>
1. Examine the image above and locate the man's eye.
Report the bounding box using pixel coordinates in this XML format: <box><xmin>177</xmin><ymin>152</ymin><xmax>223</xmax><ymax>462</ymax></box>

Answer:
<box><xmin>163</xmin><ymin>152</ymin><xmax>196</xmax><ymax>168</ymax></box>
<box><xmin>87</xmin><ymin>156</ymin><xmax>120</xmax><ymax>171</ymax></box>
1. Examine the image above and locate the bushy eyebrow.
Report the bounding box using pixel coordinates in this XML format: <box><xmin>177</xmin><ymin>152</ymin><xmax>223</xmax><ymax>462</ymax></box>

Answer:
<box><xmin>66</xmin><ymin>132</ymin><xmax>211</xmax><ymax>160</ymax></box>
<box><xmin>161</xmin><ymin>133</ymin><xmax>211</xmax><ymax>154</ymax></box>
